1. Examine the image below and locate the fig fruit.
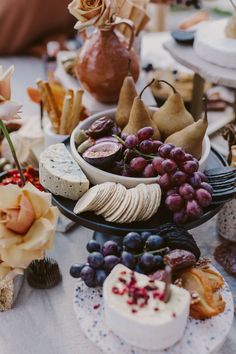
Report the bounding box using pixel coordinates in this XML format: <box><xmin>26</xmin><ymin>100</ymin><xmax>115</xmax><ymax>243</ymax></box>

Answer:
<box><xmin>83</xmin><ymin>141</ymin><xmax>122</xmax><ymax>167</ymax></box>
<box><xmin>87</xmin><ymin>116</ymin><xmax>119</xmax><ymax>139</ymax></box>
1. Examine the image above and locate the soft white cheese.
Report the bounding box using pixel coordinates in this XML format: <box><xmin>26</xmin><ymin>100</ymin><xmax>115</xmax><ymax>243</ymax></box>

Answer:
<box><xmin>103</xmin><ymin>264</ymin><xmax>190</xmax><ymax>350</ymax></box>
<box><xmin>39</xmin><ymin>143</ymin><xmax>89</xmax><ymax>200</ymax></box>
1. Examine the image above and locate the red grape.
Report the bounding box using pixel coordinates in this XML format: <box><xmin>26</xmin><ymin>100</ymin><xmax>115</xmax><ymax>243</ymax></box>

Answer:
<box><xmin>197</xmin><ymin>171</ymin><xmax>208</xmax><ymax>182</ymax></box>
<box><xmin>158</xmin><ymin>173</ymin><xmax>172</xmax><ymax>190</ymax></box>
<box><xmin>173</xmin><ymin>208</ymin><xmax>188</xmax><ymax>224</ymax></box>
<box><xmin>170</xmin><ymin>147</ymin><xmax>186</xmax><ymax>162</ymax></box>
<box><xmin>182</xmin><ymin>160</ymin><xmax>199</xmax><ymax>175</ymax></box>
<box><xmin>161</xmin><ymin>159</ymin><xmax>177</xmax><ymax>174</ymax></box>
<box><xmin>166</xmin><ymin>187</ymin><xmax>179</xmax><ymax>197</ymax></box>
<box><xmin>130</xmin><ymin>157</ymin><xmax>147</xmax><ymax>172</ymax></box>
<box><xmin>179</xmin><ymin>183</ymin><xmax>195</xmax><ymax>200</ymax></box>
<box><xmin>158</xmin><ymin>144</ymin><xmax>174</xmax><ymax>158</ymax></box>
<box><xmin>171</xmin><ymin>171</ymin><xmax>187</xmax><ymax>186</ymax></box>
<box><xmin>152</xmin><ymin>157</ymin><xmax>165</xmax><ymax>175</ymax></box>
<box><xmin>152</xmin><ymin>140</ymin><xmax>163</xmax><ymax>153</ymax></box>
<box><xmin>121</xmin><ymin>132</ymin><xmax>128</xmax><ymax>140</ymax></box>
<box><xmin>195</xmin><ymin>188</ymin><xmax>212</xmax><ymax>207</ymax></box>
<box><xmin>184</xmin><ymin>153</ymin><xmax>194</xmax><ymax>161</ymax></box>
<box><xmin>137</xmin><ymin>127</ymin><xmax>154</xmax><ymax>141</ymax></box>
<box><xmin>143</xmin><ymin>164</ymin><xmax>157</xmax><ymax>178</ymax></box>
<box><xmin>186</xmin><ymin>200</ymin><xmax>203</xmax><ymax>219</ymax></box>
<box><xmin>193</xmin><ymin>158</ymin><xmax>200</xmax><ymax>169</ymax></box>
<box><xmin>124</xmin><ymin>148</ymin><xmax>136</xmax><ymax>162</ymax></box>
<box><xmin>165</xmin><ymin>193</ymin><xmax>184</xmax><ymax>211</ymax></box>
<box><xmin>189</xmin><ymin>172</ymin><xmax>202</xmax><ymax>188</ymax></box>
<box><xmin>139</xmin><ymin>139</ymin><xmax>153</xmax><ymax>154</ymax></box>
<box><xmin>200</xmin><ymin>182</ymin><xmax>213</xmax><ymax>195</ymax></box>
<box><xmin>125</xmin><ymin>135</ymin><xmax>138</xmax><ymax>148</ymax></box>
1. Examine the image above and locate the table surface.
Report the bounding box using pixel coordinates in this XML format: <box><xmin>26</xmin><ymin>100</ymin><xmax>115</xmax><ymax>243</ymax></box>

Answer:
<box><xmin>0</xmin><ymin>56</ymin><xmax>235</xmax><ymax>354</ymax></box>
<box><xmin>164</xmin><ymin>40</ymin><xmax>236</xmax><ymax>89</ymax></box>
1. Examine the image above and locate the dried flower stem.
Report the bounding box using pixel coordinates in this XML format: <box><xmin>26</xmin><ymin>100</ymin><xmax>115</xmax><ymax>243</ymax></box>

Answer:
<box><xmin>0</xmin><ymin>120</ymin><xmax>25</xmax><ymax>186</ymax></box>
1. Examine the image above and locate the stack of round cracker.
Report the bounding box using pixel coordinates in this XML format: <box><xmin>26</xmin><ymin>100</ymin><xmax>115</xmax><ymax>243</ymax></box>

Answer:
<box><xmin>73</xmin><ymin>182</ymin><xmax>162</xmax><ymax>224</ymax></box>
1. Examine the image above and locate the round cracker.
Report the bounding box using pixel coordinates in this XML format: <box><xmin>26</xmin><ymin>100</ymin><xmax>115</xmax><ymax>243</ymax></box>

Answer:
<box><xmin>73</xmin><ymin>184</ymin><xmax>101</xmax><ymax>214</ymax></box>
<box><xmin>93</xmin><ymin>182</ymin><xmax>117</xmax><ymax>212</ymax></box>
<box><xmin>129</xmin><ymin>184</ymin><xmax>145</xmax><ymax>223</ymax></box>
<box><xmin>106</xmin><ymin>189</ymin><xmax>131</xmax><ymax>223</ymax></box>
<box><xmin>102</xmin><ymin>184</ymin><xmax>127</xmax><ymax>218</ymax></box>
<box><xmin>115</xmin><ymin>190</ymin><xmax>135</xmax><ymax>224</ymax></box>
<box><xmin>136</xmin><ymin>184</ymin><xmax>149</xmax><ymax>221</ymax></box>
<box><xmin>143</xmin><ymin>184</ymin><xmax>162</xmax><ymax>221</ymax></box>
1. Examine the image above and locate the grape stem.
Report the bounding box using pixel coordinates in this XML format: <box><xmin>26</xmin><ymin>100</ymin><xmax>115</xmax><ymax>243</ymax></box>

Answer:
<box><xmin>134</xmin><ymin>247</ymin><xmax>169</xmax><ymax>258</ymax></box>
<box><xmin>113</xmin><ymin>135</ymin><xmax>156</xmax><ymax>160</ymax></box>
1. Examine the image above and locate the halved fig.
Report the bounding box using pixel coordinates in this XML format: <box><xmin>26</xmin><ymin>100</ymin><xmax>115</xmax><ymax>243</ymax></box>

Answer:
<box><xmin>96</xmin><ymin>136</ymin><xmax>119</xmax><ymax>144</ymax></box>
<box><xmin>83</xmin><ymin>141</ymin><xmax>122</xmax><ymax>167</ymax></box>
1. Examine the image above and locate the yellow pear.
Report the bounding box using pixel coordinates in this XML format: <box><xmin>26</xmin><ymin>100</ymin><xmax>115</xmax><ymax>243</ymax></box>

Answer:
<box><xmin>153</xmin><ymin>80</ymin><xmax>194</xmax><ymax>140</ymax></box>
<box><xmin>115</xmin><ymin>64</ymin><xmax>137</xmax><ymax>129</ymax></box>
<box><xmin>122</xmin><ymin>80</ymin><xmax>161</xmax><ymax>140</ymax></box>
<box><xmin>165</xmin><ymin>97</ymin><xmax>208</xmax><ymax>160</ymax></box>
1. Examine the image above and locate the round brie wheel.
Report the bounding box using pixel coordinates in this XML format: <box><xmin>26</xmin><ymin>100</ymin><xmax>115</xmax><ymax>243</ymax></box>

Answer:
<box><xmin>73</xmin><ymin>272</ymin><xmax>234</xmax><ymax>354</ymax></box>
<box><xmin>194</xmin><ymin>19</ymin><xmax>236</xmax><ymax>70</ymax></box>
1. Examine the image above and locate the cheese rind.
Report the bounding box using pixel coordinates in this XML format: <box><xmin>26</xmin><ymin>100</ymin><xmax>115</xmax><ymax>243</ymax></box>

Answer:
<box><xmin>103</xmin><ymin>264</ymin><xmax>190</xmax><ymax>350</ymax></box>
<box><xmin>39</xmin><ymin>143</ymin><xmax>89</xmax><ymax>200</ymax></box>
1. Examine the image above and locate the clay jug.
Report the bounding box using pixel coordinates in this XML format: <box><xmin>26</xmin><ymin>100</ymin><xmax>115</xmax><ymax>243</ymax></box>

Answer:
<box><xmin>75</xmin><ymin>20</ymin><xmax>140</xmax><ymax>104</ymax></box>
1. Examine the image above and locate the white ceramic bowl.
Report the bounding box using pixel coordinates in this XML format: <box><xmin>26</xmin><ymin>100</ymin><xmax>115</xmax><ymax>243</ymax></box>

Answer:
<box><xmin>70</xmin><ymin>108</ymin><xmax>211</xmax><ymax>188</ymax></box>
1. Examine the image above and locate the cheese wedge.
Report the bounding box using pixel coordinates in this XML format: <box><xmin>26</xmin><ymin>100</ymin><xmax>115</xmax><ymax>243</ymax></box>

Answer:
<box><xmin>39</xmin><ymin>143</ymin><xmax>89</xmax><ymax>200</ymax></box>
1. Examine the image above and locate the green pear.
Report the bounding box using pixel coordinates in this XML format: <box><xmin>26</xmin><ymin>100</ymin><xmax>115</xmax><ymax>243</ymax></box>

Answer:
<box><xmin>153</xmin><ymin>80</ymin><xmax>194</xmax><ymax>140</ymax></box>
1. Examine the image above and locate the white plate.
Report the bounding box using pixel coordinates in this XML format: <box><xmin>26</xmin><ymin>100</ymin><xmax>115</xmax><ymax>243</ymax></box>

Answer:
<box><xmin>73</xmin><ymin>271</ymin><xmax>234</xmax><ymax>354</ymax></box>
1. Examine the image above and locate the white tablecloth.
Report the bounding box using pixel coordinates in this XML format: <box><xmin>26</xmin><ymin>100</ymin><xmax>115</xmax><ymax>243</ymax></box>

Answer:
<box><xmin>0</xmin><ymin>56</ymin><xmax>235</xmax><ymax>354</ymax></box>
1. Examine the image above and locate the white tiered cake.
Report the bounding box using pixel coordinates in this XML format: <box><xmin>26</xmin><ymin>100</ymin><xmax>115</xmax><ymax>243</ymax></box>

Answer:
<box><xmin>194</xmin><ymin>19</ymin><xmax>236</xmax><ymax>69</ymax></box>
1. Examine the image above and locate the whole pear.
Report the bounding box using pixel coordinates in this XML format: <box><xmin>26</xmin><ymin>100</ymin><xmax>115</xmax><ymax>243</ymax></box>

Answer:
<box><xmin>153</xmin><ymin>80</ymin><xmax>194</xmax><ymax>140</ymax></box>
<box><xmin>122</xmin><ymin>79</ymin><xmax>161</xmax><ymax>140</ymax></box>
<box><xmin>116</xmin><ymin>60</ymin><xmax>138</xmax><ymax>129</ymax></box>
<box><xmin>165</xmin><ymin>97</ymin><xmax>208</xmax><ymax>160</ymax></box>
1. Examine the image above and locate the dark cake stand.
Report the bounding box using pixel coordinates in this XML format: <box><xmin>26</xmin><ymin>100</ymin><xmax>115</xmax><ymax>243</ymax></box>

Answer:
<box><xmin>51</xmin><ymin>141</ymin><xmax>228</xmax><ymax>244</ymax></box>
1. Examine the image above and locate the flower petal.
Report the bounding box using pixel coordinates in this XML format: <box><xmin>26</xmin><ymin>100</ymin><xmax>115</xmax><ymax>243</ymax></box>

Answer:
<box><xmin>0</xmin><ymin>184</ymin><xmax>21</xmax><ymax>209</ymax></box>
<box><xmin>0</xmin><ymin>100</ymin><xmax>22</xmax><ymax>121</ymax></box>
<box><xmin>1</xmin><ymin>246</ymin><xmax>44</xmax><ymax>269</ymax></box>
<box><xmin>20</xmin><ymin>217</ymin><xmax>56</xmax><ymax>251</ymax></box>
<box><xmin>22</xmin><ymin>183</ymin><xmax>52</xmax><ymax>218</ymax></box>
<box><xmin>0</xmin><ymin>66</ymin><xmax>14</xmax><ymax>101</ymax></box>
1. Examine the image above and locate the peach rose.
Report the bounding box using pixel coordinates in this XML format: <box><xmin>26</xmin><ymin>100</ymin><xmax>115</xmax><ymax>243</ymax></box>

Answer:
<box><xmin>68</xmin><ymin>0</ymin><xmax>111</xmax><ymax>30</ymax></box>
<box><xmin>0</xmin><ymin>183</ymin><xmax>59</xmax><ymax>273</ymax></box>
<box><xmin>0</xmin><ymin>66</ymin><xmax>22</xmax><ymax>121</ymax></box>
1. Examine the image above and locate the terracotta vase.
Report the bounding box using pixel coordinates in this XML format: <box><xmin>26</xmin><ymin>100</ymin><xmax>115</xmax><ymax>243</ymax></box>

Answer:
<box><xmin>75</xmin><ymin>20</ymin><xmax>140</xmax><ymax>104</ymax></box>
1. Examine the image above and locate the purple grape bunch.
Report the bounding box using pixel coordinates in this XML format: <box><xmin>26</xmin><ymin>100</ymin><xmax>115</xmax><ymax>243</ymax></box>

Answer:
<box><xmin>156</xmin><ymin>145</ymin><xmax>213</xmax><ymax>223</ymax></box>
<box><xmin>111</xmin><ymin>126</ymin><xmax>213</xmax><ymax>223</ymax></box>
<box><xmin>70</xmin><ymin>232</ymin><xmax>168</xmax><ymax>287</ymax></box>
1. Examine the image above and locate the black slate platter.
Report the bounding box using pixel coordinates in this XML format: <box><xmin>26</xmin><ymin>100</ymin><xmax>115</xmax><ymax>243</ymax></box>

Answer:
<box><xmin>50</xmin><ymin>141</ymin><xmax>229</xmax><ymax>236</ymax></box>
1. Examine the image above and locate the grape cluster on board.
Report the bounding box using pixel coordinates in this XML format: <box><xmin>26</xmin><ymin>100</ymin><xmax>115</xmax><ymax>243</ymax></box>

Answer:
<box><xmin>112</xmin><ymin>126</ymin><xmax>213</xmax><ymax>223</ymax></box>
<box><xmin>70</xmin><ymin>232</ymin><xmax>169</xmax><ymax>287</ymax></box>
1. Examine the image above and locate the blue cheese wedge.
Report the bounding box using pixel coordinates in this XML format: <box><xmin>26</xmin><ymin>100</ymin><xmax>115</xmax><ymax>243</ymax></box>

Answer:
<box><xmin>39</xmin><ymin>143</ymin><xmax>89</xmax><ymax>200</ymax></box>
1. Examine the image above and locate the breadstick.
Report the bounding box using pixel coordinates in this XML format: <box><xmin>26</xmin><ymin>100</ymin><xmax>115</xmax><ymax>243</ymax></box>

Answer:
<box><xmin>36</xmin><ymin>79</ymin><xmax>60</xmax><ymax>133</ymax></box>
<box><xmin>69</xmin><ymin>89</ymin><xmax>84</xmax><ymax>134</ymax></box>
<box><xmin>44</xmin><ymin>82</ymin><xmax>61</xmax><ymax>132</ymax></box>
<box><xmin>60</xmin><ymin>93</ymin><xmax>73</xmax><ymax>135</ymax></box>
<box><xmin>65</xmin><ymin>89</ymin><xmax>74</xmax><ymax>134</ymax></box>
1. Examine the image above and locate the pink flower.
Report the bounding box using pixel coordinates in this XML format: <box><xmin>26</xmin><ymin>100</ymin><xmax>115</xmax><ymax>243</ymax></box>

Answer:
<box><xmin>0</xmin><ymin>194</ymin><xmax>36</xmax><ymax>235</ymax></box>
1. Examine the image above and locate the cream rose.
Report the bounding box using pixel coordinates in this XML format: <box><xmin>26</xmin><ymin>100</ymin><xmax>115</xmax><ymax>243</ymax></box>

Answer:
<box><xmin>68</xmin><ymin>0</ymin><xmax>111</xmax><ymax>30</ymax></box>
<box><xmin>0</xmin><ymin>183</ymin><xmax>59</xmax><ymax>273</ymax></box>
